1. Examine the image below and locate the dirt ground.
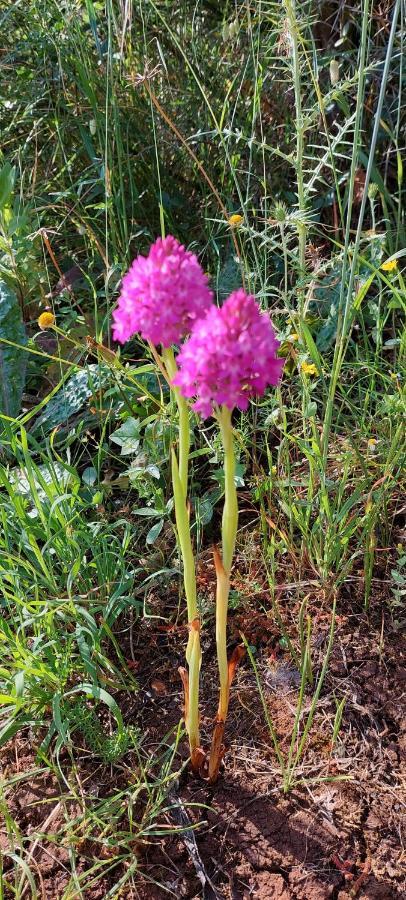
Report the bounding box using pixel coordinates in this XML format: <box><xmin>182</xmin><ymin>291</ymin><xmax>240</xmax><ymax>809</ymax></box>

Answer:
<box><xmin>1</xmin><ymin>562</ymin><xmax>405</xmax><ymax>899</ymax></box>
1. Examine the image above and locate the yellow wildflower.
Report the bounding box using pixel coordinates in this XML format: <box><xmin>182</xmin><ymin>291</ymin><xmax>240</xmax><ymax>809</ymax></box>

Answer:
<box><xmin>367</xmin><ymin>438</ymin><xmax>377</xmax><ymax>447</ymax></box>
<box><xmin>38</xmin><ymin>311</ymin><xmax>55</xmax><ymax>330</ymax></box>
<box><xmin>381</xmin><ymin>258</ymin><xmax>398</xmax><ymax>272</ymax></box>
<box><xmin>228</xmin><ymin>214</ymin><xmax>243</xmax><ymax>227</ymax></box>
<box><xmin>301</xmin><ymin>361</ymin><xmax>318</xmax><ymax>376</ymax></box>
<box><xmin>290</xmin><ymin>332</ymin><xmax>299</xmax><ymax>342</ymax></box>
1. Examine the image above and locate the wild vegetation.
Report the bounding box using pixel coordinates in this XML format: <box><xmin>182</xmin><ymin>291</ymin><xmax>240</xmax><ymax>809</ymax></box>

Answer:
<box><xmin>0</xmin><ymin>1</ymin><xmax>405</xmax><ymax>898</ymax></box>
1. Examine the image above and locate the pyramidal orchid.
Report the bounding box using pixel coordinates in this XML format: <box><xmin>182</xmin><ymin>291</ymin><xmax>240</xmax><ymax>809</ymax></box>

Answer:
<box><xmin>174</xmin><ymin>290</ymin><xmax>284</xmax><ymax>781</ymax></box>
<box><xmin>173</xmin><ymin>288</ymin><xmax>284</xmax><ymax>416</ymax></box>
<box><xmin>113</xmin><ymin>236</ymin><xmax>212</xmax><ymax>772</ymax></box>
<box><xmin>113</xmin><ymin>239</ymin><xmax>284</xmax><ymax>781</ymax></box>
<box><xmin>112</xmin><ymin>235</ymin><xmax>212</xmax><ymax>347</ymax></box>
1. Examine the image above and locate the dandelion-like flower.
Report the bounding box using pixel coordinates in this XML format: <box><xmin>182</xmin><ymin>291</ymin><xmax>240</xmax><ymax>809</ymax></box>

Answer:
<box><xmin>173</xmin><ymin>289</ymin><xmax>284</xmax><ymax>418</ymax></box>
<box><xmin>381</xmin><ymin>258</ymin><xmax>398</xmax><ymax>272</ymax></box>
<box><xmin>228</xmin><ymin>214</ymin><xmax>243</xmax><ymax>227</ymax></box>
<box><xmin>38</xmin><ymin>311</ymin><xmax>55</xmax><ymax>330</ymax></box>
<box><xmin>301</xmin><ymin>361</ymin><xmax>318</xmax><ymax>376</ymax></box>
<box><xmin>112</xmin><ymin>236</ymin><xmax>213</xmax><ymax>347</ymax></box>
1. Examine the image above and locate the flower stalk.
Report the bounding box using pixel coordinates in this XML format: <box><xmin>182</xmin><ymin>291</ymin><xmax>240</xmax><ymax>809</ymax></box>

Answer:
<box><xmin>163</xmin><ymin>347</ymin><xmax>201</xmax><ymax>770</ymax></box>
<box><xmin>208</xmin><ymin>406</ymin><xmax>238</xmax><ymax>782</ymax></box>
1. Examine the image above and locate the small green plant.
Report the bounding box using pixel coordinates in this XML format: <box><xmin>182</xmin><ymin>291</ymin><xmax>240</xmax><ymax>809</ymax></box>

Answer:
<box><xmin>244</xmin><ymin>595</ymin><xmax>341</xmax><ymax>793</ymax></box>
<box><xmin>63</xmin><ymin>698</ymin><xmax>140</xmax><ymax>763</ymax></box>
<box><xmin>389</xmin><ymin>547</ymin><xmax>406</xmax><ymax>628</ymax></box>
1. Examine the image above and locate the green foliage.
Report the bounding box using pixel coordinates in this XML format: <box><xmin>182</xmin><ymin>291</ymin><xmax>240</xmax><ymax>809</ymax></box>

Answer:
<box><xmin>110</xmin><ymin>416</ymin><xmax>142</xmax><ymax>456</ymax></box>
<box><xmin>62</xmin><ymin>697</ymin><xmax>140</xmax><ymax>763</ymax></box>
<box><xmin>312</xmin><ymin>235</ymin><xmax>385</xmax><ymax>351</ymax></box>
<box><xmin>0</xmin><ymin>160</ymin><xmax>42</xmax><ymax>305</ymax></box>
<box><xmin>33</xmin><ymin>365</ymin><xmax>110</xmax><ymax>434</ymax></box>
<box><xmin>390</xmin><ymin>550</ymin><xmax>406</xmax><ymax>628</ymax></box>
<box><xmin>0</xmin><ymin>281</ymin><xmax>26</xmax><ymax>421</ymax></box>
<box><xmin>0</xmin><ymin>162</ymin><xmax>15</xmax><ymax>210</ymax></box>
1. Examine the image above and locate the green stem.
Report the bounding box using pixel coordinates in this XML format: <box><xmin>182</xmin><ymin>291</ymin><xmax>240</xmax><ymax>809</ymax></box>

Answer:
<box><xmin>217</xmin><ymin>405</ymin><xmax>238</xmax><ymax>714</ymax></box>
<box><xmin>284</xmin><ymin>0</ymin><xmax>307</xmax><ymax>305</ymax></box>
<box><xmin>219</xmin><ymin>406</ymin><xmax>238</xmax><ymax>574</ymax></box>
<box><xmin>171</xmin><ymin>450</ymin><xmax>197</xmax><ymax>626</ymax></box>
<box><xmin>162</xmin><ymin>347</ymin><xmax>190</xmax><ymax>498</ymax></box>
<box><xmin>208</xmin><ymin>406</ymin><xmax>238</xmax><ymax>782</ymax></box>
<box><xmin>163</xmin><ymin>347</ymin><xmax>200</xmax><ymax>763</ymax></box>
<box><xmin>279</xmin><ymin>222</ymin><xmax>289</xmax><ymax>307</ymax></box>
<box><xmin>178</xmin><ymin>395</ymin><xmax>190</xmax><ymax>499</ymax></box>
<box><xmin>214</xmin><ymin>550</ymin><xmax>230</xmax><ymax>724</ymax></box>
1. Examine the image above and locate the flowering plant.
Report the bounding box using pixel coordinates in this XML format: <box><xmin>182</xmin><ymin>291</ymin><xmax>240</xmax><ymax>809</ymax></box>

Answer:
<box><xmin>112</xmin><ymin>235</ymin><xmax>212</xmax><ymax>347</ymax></box>
<box><xmin>113</xmin><ymin>237</ymin><xmax>284</xmax><ymax>780</ymax></box>
<box><xmin>174</xmin><ymin>289</ymin><xmax>283</xmax><ymax>779</ymax></box>
<box><xmin>173</xmin><ymin>289</ymin><xmax>283</xmax><ymax>416</ymax></box>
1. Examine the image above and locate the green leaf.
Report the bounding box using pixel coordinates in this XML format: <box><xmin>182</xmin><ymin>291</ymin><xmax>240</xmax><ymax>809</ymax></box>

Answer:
<box><xmin>133</xmin><ymin>507</ymin><xmax>162</xmax><ymax>517</ymax></box>
<box><xmin>8</xmin><ymin>461</ymin><xmax>74</xmax><ymax>500</ymax></box>
<box><xmin>146</xmin><ymin>518</ymin><xmax>164</xmax><ymax>545</ymax></box>
<box><xmin>195</xmin><ymin>495</ymin><xmax>214</xmax><ymax>525</ymax></box>
<box><xmin>0</xmin><ymin>280</ymin><xmax>26</xmax><ymax>423</ymax></box>
<box><xmin>110</xmin><ymin>417</ymin><xmax>141</xmax><ymax>455</ymax></box>
<box><xmin>33</xmin><ymin>364</ymin><xmax>110</xmax><ymax>433</ymax></box>
<box><xmin>127</xmin><ymin>459</ymin><xmax>160</xmax><ymax>483</ymax></box>
<box><xmin>70</xmin><ymin>682</ymin><xmax>124</xmax><ymax>732</ymax></box>
<box><xmin>0</xmin><ymin>716</ymin><xmax>36</xmax><ymax>748</ymax></box>
<box><xmin>301</xmin><ymin>321</ymin><xmax>323</xmax><ymax>370</ymax></box>
<box><xmin>3</xmin><ymin>852</ymin><xmax>38</xmax><ymax>899</ymax></box>
<box><xmin>0</xmin><ymin>162</ymin><xmax>15</xmax><ymax>209</ymax></box>
<box><xmin>213</xmin><ymin>461</ymin><xmax>245</xmax><ymax>489</ymax></box>
<box><xmin>304</xmin><ymin>401</ymin><xmax>317</xmax><ymax>419</ymax></box>
<box><xmin>82</xmin><ymin>466</ymin><xmax>98</xmax><ymax>486</ymax></box>
<box><xmin>75</xmin><ymin>625</ymin><xmax>98</xmax><ymax>683</ymax></box>
<box><xmin>216</xmin><ymin>249</ymin><xmax>242</xmax><ymax>302</ymax></box>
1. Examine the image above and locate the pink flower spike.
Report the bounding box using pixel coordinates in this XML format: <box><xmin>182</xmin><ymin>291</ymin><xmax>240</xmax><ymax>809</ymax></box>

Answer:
<box><xmin>112</xmin><ymin>235</ymin><xmax>213</xmax><ymax>347</ymax></box>
<box><xmin>173</xmin><ymin>289</ymin><xmax>284</xmax><ymax>418</ymax></box>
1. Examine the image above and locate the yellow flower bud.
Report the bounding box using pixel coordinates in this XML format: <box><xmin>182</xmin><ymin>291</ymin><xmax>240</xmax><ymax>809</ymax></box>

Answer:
<box><xmin>38</xmin><ymin>311</ymin><xmax>55</xmax><ymax>330</ymax></box>
<box><xmin>228</xmin><ymin>214</ymin><xmax>243</xmax><ymax>227</ymax></box>
<box><xmin>301</xmin><ymin>361</ymin><xmax>318</xmax><ymax>376</ymax></box>
<box><xmin>381</xmin><ymin>258</ymin><xmax>398</xmax><ymax>272</ymax></box>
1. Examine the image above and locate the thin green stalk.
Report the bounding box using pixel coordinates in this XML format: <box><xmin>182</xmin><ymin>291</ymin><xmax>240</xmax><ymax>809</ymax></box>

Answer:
<box><xmin>284</xmin><ymin>0</ymin><xmax>307</xmax><ymax>299</ymax></box>
<box><xmin>322</xmin><ymin>0</ymin><xmax>400</xmax><ymax>463</ymax></box>
<box><xmin>243</xmin><ymin>637</ymin><xmax>285</xmax><ymax>774</ymax></box>
<box><xmin>215</xmin><ymin>406</ymin><xmax>238</xmax><ymax>724</ymax></box>
<box><xmin>279</xmin><ymin>223</ymin><xmax>289</xmax><ymax>305</ymax></box>
<box><xmin>171</xmin><ymin>451</ymin><xmax>201</xmax><ymax>762</ymax></box>
<box><xmin>219</xmin><ymin>406</ymin><xmax>238</xmax><ymax>574</ymax></box>
<box><xmin>177</xmin><ymin>396</ymin><xmax>190</xmax><ymax>500</ymax></box>
<box><xmin>285</xmin><ymin>611</ymin><xmax>311</xmax><ymax>791</ymax></box>
<box><xmin>170</xmin><ymin>450</ymin><xmax>197</xmax><ymax>627</ymax></box>
<box><xmin>163</xmin><ymin>348</ymin><xmax>200</xmax><ymax>765</ymax></box>
<box><xmin>290</xmin><ymin>594</ymin><xmax>337</xmax><ymax>782</ymax></box>
<box><xmin>208</xmin><ymin>406</ymin><xmax>239</xmax><ymax>782</ymax></box>
<box><xmin>214</xmin><ymin>551</ymin><xmax>230</xmax><ymax>725</ymax></box>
